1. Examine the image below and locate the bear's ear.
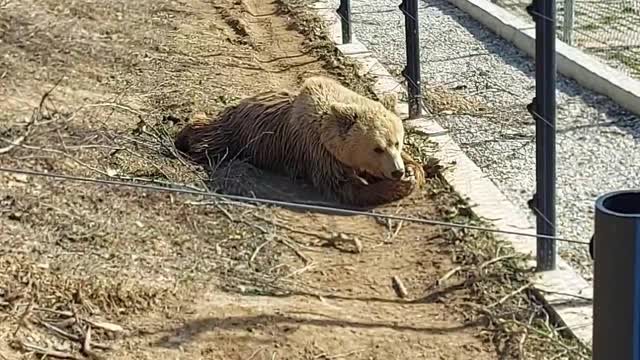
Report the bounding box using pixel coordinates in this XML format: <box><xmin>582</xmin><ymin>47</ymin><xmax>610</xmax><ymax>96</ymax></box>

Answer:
<box><xmin>329</xmin><ymin>103</ymin><xmax>358</xmax><ymax>134</ymax></box>
<box><xmin>378</xmin><ymin>93</ymin><xmax>398</xmax><ymax>113</ymax></box>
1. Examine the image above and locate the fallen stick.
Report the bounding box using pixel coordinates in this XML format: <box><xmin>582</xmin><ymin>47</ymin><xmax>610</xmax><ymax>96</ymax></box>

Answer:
<box><xmin>0</xmin><ymin>136</ymin><xmax>26</xmax><ymax>154</ymax></box>
<box><xmin>386</xmin><ymin>220</ymin><xmax>404</xmax><ymax>242</ymax></box>
<box><xmin>392</xmin><ymin>276</ymin><xmax>408</xmax><ymax>299</ymax></box>
<box><xmin>16</xmin><ymin>341</ymin><xmax>83</xmax><ymax>360</ymax></box>
<box><xmin>38</xmin><ymin>320</ymin><xmax>113</xmax><ymax>350</ymax></box>
<box><xmin>436</xmin><ymin>266</ymin><xmax>463</xmax><ymax>286</ymax></box>
<box><xmin>279</xmin><ymin>237</ymin><xmax>311</xmax><ymax>264</ymax></box>
<box><xmin>488</xmin><ymin>282</ymin><xmax>532</xmax><ymax>308</ymax></box>
<box><xmin>250</xmin><ymin>235</ymin><xmax>276</xmax><ymax>263</ymax></box>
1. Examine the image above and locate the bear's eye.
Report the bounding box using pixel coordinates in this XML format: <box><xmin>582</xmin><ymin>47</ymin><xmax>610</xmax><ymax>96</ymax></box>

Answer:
<box><xmin>374</xmin><ymin>147</ymin><xmax>384</xmax><ymax>154</ymax></box>
<box><xmin>395</xmin><ymin>141</ymin><xmax>400</xmax><ymax>147</ymax></box>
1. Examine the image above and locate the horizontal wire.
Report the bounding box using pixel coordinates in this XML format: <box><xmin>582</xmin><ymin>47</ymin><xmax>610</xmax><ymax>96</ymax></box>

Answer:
<box><xmin>0</xmin><ymin>166</ymin><xmax>590</xmax><ymax>246</ymax></box>
<box><xmin>0</xmin><ymin>1</ymin><xmax>595</xmax><ymax>250</ymax></box>
<box><xmin>336</xmin><ymin>2</ymin><xmax>610</xmax><ymax>244</ymax></box>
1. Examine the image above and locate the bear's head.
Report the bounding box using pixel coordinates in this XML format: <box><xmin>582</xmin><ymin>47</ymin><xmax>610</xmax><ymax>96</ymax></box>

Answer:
<box><xmin>323</xmin><ymin>100</ymin><xmax>406</xmax><ymax>181</ymax></box>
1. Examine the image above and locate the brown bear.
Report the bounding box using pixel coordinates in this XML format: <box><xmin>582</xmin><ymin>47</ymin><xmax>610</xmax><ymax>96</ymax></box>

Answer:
<box><xmin>174</xmin><ymin>76</ymin><xmax>426</xmax><ymax>208</ymax></box>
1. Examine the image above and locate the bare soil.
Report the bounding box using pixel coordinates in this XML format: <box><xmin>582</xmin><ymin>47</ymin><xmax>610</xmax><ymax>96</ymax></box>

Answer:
<box><xmin>0</xmin><ymin>0</ymin><xmax>588</xmax><ymax>359</ymax></box>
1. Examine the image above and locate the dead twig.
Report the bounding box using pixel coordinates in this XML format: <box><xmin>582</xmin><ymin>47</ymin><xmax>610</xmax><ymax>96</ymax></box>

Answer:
<box><xmin>38</xmin><ymin>320</ymin><xmax>77</xmax><ymax>340</ymax></box>
<box><xmin>488</xmin><ymin>282</ymin><xmax>532</xmax><ymax>308</ymax></box>
<box><xmin>13</xmin><ymin>301</ymin><xmax>33</xmax><ymax>336</ymax></box>
<box><xmin>15</xmin><ymin>341</ymin><xmax>83</xmax><ymax>360</ymax></box>
<box><xmin>0</xmin><ymin>115</ymin><xmax>36</xmax><ymax>154</ymax></box>
<box><xmin>84</xmin><ymin>102</ymin><xmax>145</xmax><ymax>117</ymax></box>
<box><xmin>38</xmin><ymin>78</ymin><xmax>64</xmax><ymax>115</ymax></box>
<box><xmin>84</xmin><ymin>320</ymin><xmax>125</xmax><ymax>333</ymax></box>
<box><xmin>215</xmin><ymin>202</ymin><xmax>235</xmax><ymax>221</ymax></box>
<box><xmin>391</xmin><ymin>276</ymin><xmax>408</xmax><ymax>299</ymax></box>
<box><xmin>10</xmin><ymin>142</ymin><xmax>109</xmax><ymax>176</ymax></box>
<box><xmin>33</xmin><ymin>307</ymin><xmax>74</xmax><ymax>318</ymax></box>
<box><xmin>321</xmin><ymin>232</ymin><xmax>363</xmax><ymax>254</ymax></box>
<box><xmin>314</xmin><ymin>349</ymin><xmax>364</xmax><ymax>359</ymax></box>
<box><xmin>279</xmin><ymin>236</ymin><xmax>312</xmax><ymax>264</ymax></box>
<box><xmin>255</xmin><ymin>214</ymin><xmax>338</xmax><ymax>249</ymax></box>
<box><xmin>246</xmin><ymin>347</ymin><xmax>266</xmax><ymax>360</ymax></box>
<box><xmin>536</xmin><ymin>289</ymin><xmax>593</xmax><ymax>302</ymax></box>
<box><xmin>436</xmin><ymin>266</ymin><xmax>463</xmax><ymax>286</ymax></box>
<box><xmin>250</xmin><ymin>235</ymin><xmax>276</xmax><ymax>263</ymax></box>
<box><xmin>519</xmin><ymin>312</ymin><xmax>536</xmax><ymax>358</ymax></box>
<box><xmin>0</xmin><ymin>135</ymin><xmax>27</xmax><ymax>154</ymax></box>
<box><xmin>385</xmin><ymin>220</ymin><xmax>403</xmax><ymax>243</ymax></box>
<box><xmin>80</xmin><ymin>325</ymin><xmax>100</xmax><ymax>358</ymax></box>
<box><xmin>83</xmin><ymin>325</ymin><xmax>92</xmax><ymax>351</ymax></box>
<box><xmin>253</xmin><ymin>213</ymin><xmax>364</xmax><ymax>244</ymax></box>
<box><xmin>438</xmin><ymin>253</ymin><xmax>519</xmax><ymax>287</ymax></box>
<box><xmin>38</xmin><ymin>320</ymin><xmax>113</xmax><ymax>350</ymax></box>
<box><xmin>478</xmin><ymin>254</ymin><xmax>519</xmax><ymax>271</ymax></box>
<box><xmin>504</xmin><ymin>318</ymin><xmax>589</xmax><ymax>355</ymax></box>
<box><xmin>280</xmin><ymin>262</ymin><xmax>316</xmax><ymax>279</ymax></box>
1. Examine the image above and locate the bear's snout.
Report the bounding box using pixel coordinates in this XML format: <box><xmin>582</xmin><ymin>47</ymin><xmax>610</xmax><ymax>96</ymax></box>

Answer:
<box><xmin>391</xmin><ymin>169</ymin><xmax>404</xmax><ymax>179</ymax></box>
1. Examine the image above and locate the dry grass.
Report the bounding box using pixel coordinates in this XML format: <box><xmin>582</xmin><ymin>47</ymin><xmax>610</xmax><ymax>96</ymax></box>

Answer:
<box><xmin>0</xmin><ymin>0</ymin><xmax>331</xmax><ymax>357</ymax></box>
<box><xmin>422</xmin><ymin>84</ymin><xmax>489</xmax><ymax>115</ymax></box>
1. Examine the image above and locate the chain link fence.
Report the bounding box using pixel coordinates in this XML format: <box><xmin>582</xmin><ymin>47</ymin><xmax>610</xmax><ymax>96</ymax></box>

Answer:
<box><xmin>491</xmin><ymin>0</ymin><xmax>640</xmax><ymax>78</ymax></box>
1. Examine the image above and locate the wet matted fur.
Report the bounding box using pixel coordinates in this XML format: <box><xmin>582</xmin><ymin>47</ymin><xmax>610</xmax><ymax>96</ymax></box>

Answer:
<box><xmin>174</xmin><ymin>76</ymin><xmax>425</xmax><ymax>207</ymax></box>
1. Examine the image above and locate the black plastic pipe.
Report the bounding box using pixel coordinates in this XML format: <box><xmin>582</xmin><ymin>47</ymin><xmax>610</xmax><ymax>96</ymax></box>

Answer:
<box><xmin>592</xmin><ymin>190</ymin><xmax>640</xmax><ymax>360</ymax></box>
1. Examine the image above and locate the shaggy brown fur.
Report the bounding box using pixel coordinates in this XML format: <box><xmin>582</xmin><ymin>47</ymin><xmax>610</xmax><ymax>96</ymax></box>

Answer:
<box><xmin>174</xmin><ymin>76</ymin><xmax>425</xmax><ymax>207</ymax></box>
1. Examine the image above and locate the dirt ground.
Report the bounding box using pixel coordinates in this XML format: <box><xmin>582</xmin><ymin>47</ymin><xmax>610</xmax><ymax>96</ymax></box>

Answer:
<box><xmin>0</xmin><ymin>0</ymin><xmax>589</xmax><ymax>359</ymax></box>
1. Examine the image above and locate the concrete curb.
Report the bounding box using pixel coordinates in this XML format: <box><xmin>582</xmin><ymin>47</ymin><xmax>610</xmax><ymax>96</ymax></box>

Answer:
<box><xmin>447</xmin><ymin>0</ymin><xmax>640</xmax><ymax>117</ymax></box>
<box><xmin>311</xmin><ymin>0</ymin><xmax>594</xmax><ymax>347</ymax></box>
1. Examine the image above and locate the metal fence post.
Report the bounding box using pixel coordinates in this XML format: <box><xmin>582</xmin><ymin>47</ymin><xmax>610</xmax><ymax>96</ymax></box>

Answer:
<box><xmin>337</xmin><ymin>0</ymin><xmax>352</xmax><ymax>44</ymax></box>
<box><xmin>399</xmin><ymin>0</ymin><xmax>422</xmax><ymax>119</ymax></box>
<box><xmin>592</xmin><ymin>190</ymin><xmax>640</xmax><ymax>360</ymax></box>
<box><xmin>526</xmin><ymin>0</ymin><xmax>557</xmax><ymax>271</ymax></box>
<box><xmin>562</xmin><ymin>0</ymin><xmax>575</xmax><ymax>45</ymax></box>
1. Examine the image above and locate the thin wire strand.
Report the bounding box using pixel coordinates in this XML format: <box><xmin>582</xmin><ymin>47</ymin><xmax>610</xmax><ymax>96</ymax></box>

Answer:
<box><xmin>326</xmin><ymin>3</ymin><xmax>597</xmax><ymax>246</ymax></box>
<box><xmin>0</xmin><ymin>166</ymin><xmax>590</xmax><ymax>246</ymax></box>
<box><xmin>284</xmin><ymin>3</ymin><xmax>582</xmax><ymax>243</ymax></box>
<box><xmin>0</xmin><ymin>3</ymin><xmax>592</xmax><ymax>248</ymax></box>
<box><xmin>331</xmin><ymin>0</ymin><xmax>619</xmax><ymax>254</ymax></box>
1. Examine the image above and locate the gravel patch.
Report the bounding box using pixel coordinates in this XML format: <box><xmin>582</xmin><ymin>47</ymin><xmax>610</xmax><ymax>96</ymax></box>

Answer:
<box><xmin>339</xmin><ymin>0</ymin><xmax>640</xmax><ymax>281</ymax></box>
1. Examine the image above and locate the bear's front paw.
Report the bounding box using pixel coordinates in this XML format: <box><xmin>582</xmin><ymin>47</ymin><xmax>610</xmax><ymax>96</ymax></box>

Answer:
<box><xmin>403</xmin><ymin>166</ymin><xmax>416</xmax><ymax>180</ymax></box>
<box><xmin>397</xmin><ymin>173</ymin><xmax>417</xmax><ymax>193</ymax></box>
<box><xmin>404</xmin><ymin>163</ymin><xmax>425</xmax><ymax>187</ymax></box>
<box><xmin>401</xmin><ymin>172</ymin><xmax>416</xmax><ymax>184</ymax></box>
<box><xmin>401</xmin><ymin>166</ymin><xmax>417</xmax><ymax>184</ymax></box>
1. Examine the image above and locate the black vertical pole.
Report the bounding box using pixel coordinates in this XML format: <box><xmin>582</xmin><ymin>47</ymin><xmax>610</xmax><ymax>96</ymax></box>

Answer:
<box><xmin>337</xmin><ymin>0</ymin><xmax>352</xmax><ymax>44</ymax></box>
<box><xmin>399</xmin><ymin>0</ymin><xmax>422</xmax><ymax>119</ymax></box>
<box><xmin>526</xmin><ymin>0</ymin><xmax>557</xmax><ymax>271</ymax></box>
<box><xmin>592</xmin><ymin>190</ymin><xmax>640</xmax><ymax>360</ymax></box>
